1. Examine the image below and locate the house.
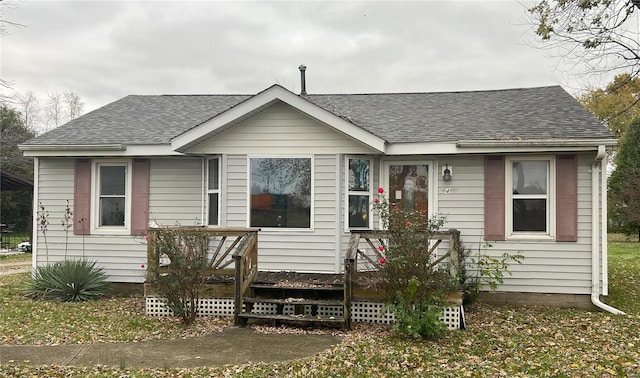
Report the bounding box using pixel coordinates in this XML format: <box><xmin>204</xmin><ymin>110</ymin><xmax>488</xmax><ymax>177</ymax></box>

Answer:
<box><xmin>20</xmin><ymin>76</ymin><xmax>622</xmax><ymax>314</ymax></box>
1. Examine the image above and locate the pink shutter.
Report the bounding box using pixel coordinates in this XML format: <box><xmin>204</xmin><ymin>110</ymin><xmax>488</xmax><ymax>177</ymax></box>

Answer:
<box><xmin>484</xmin><ymin>156</ymin><xmax>505</xmax><ymax>241</ymax></box>
<box><xmin>556</xmin><ymin>155</ymin><xmax>578</xmax><ymax>242</ymax></box>
<box><xmin>131</xmin><ymin>159</ymin><xmax>150</xmax><ymax>235</ymax></box>
<box><xmin>74</xmin><ymin>159</ymin><xmax>91</xmax><ymax>235</ymax></box>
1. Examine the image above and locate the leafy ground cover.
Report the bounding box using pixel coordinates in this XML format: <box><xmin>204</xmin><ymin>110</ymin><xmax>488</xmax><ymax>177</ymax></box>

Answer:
<box><xmin>0</xmin><ymin>253</ymin><xmax>31</xmax><ymax>264</ymax></box>
<box><xmin>0</xmin><ymin>238</ymin><xmax>638</xmax><ymax>377</ymax></box>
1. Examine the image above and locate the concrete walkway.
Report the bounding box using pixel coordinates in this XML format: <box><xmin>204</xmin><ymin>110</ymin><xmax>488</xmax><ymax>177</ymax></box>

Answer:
<box><xmin>0</xmin><ymin>327</ymin><xmax>342</xmax><ymax>369</ymax></box>
<box><xmin>0</xmin><ymin>258</ymin><xmax>342</xmax><ymax>369</ymax></box>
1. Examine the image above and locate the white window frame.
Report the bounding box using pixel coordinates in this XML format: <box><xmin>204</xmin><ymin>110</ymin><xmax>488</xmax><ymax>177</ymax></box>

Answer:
<box><xmin>206</xmin><ymin>157</ymin><xmax>221</xmax><ymax>226</ymax></box>
<box><xmin>505</xmin><ymin>156</ymin><xmax>556</xmax><ymax>240</ymax></box>
<box><xmin>246</xmin><ymin>155</ymin><xmax>314</xmax><ymax>231</ymax></box>
<box><xmin>91</xmin><ymin>159</ymin><xmax>132</xmax><ymax>235</ymax></box>
<box><xmin>345</xmin><ymin>156</ymin><xmax>373</xmax><ymax>231</ymax></box>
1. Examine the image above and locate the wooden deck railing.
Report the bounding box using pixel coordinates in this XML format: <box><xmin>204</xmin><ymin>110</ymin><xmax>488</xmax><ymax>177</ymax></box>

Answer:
<box><xmin>231</xmin><ymin>230</ymin><xmax>259</xmax><ymax>323</ymax></box>
<box><xmin>343</xmin><ymin>229</ymin><xmax>461</xmax><ymax>330</ymax></box>
<box><xmin>145</xmin><ymin>227</ymin><xmax>260</xmax><ymax>321</ymax></box>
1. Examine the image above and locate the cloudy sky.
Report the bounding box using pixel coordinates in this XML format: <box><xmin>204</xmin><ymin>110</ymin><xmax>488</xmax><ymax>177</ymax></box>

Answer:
<box><xmin>1</xmin><ymin>0</ymin><xmax>617</xmax><ymax>121</ymax></box>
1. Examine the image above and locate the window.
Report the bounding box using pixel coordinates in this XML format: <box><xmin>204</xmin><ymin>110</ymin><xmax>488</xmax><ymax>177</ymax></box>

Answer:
<box><xmin>507</xmin><ymin>157</ymin><xmax>554</xmax><ymax>237</ymax></box>
<box><xmin>346</xmin><ymin>157</ymin><xmax>372</xmax><ymax>229</ymax></box>
<box><xmin>93</xmin><ymin>161</ymin><xmax>131</xmax><ymax>233</ymax></box>
<box><xmin>249</xmin><ymin>157</ymin><xmax>312</xmax><ymax>229</ymax></box>
<box><xmin>207</xmin><ymin>157</ymin><xmax>220</xmax><ymax>226</ymax></box>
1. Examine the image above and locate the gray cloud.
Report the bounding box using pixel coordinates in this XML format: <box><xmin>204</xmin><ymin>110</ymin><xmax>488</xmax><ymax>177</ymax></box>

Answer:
<box><xmin>1</xmin><ymin>0</ymin><xmax>608</xmax><ymax>115</ymax></box>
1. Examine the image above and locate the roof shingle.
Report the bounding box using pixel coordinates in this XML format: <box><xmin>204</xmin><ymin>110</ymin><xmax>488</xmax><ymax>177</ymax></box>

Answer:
<box><xmin>23</xmin><ymin>86</ymin><xmax>612</xmax><ymax>146</ymax></box>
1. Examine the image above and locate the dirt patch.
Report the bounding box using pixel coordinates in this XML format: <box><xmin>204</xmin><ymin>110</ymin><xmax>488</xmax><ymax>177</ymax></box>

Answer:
<box><xmin>0</xmin><ymin>261</ymin><xmax>31</xmax><ymax>276</ymax></box>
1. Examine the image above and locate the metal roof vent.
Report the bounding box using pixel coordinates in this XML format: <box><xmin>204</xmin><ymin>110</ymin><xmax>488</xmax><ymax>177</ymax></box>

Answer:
<box><xmin>299</xmin><ymin>64</ymin><xmax>307</xmax><ymax>95</ymax></box>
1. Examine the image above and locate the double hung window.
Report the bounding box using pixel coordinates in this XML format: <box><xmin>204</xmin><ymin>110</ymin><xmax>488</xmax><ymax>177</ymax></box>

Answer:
<box><xmin>93</xmin><ymin>161</ymin><xmax>131</xmax><ymax>233</ymax></box>
<box><xmin>346</xmin><ymin>158</ymin><xmax>372</xmax><ymax>229</ymax></box>
<box><xmin>208</xmin><ymin>157</ymin><xmax>220</xmax><ymax>226</ymax></box>
<box><xmin>507</xmin><ymin>157</ymin><xmax>554</xmax><ymax>238</ymax></box>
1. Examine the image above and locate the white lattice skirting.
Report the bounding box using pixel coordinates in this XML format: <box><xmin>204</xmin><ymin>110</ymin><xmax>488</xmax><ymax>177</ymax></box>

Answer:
<box><xmin>145</xmin><ymin>297</ymin><xmax>463</xmax><ymax>330</ymax></box>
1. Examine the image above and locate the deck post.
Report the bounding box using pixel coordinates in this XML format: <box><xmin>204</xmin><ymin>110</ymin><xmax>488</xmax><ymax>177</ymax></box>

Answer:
<box><xmin>344</xmin><ymin>233</ymin><xmax>360</xmax><ymax>330</ymax></box>
<box><xmin>233</xmin><ymin>251</ymin><xmax>244</xmax><ymax>325</ymax></box>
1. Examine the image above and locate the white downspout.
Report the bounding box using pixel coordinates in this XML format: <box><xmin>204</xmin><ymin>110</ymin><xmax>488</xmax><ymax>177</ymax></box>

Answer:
<box><xmin>31</xmin><ymin>157</ymin><xmax>39</xmax><ymax>270</ymax></box>
<box><xmin>601</xmin><ymin>152</ymin><xmax>609</xmax><ymax>295</ymax></box>
<box><xmin>591</xmin><ymin>146</ymin><xmax>625</xmax><ymax>314</ymax></box>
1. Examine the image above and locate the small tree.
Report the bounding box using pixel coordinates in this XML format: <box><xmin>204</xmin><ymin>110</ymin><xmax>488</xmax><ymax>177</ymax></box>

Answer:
<box><xmin>609</xmin><ymin>117</ymin><xmax>640</xmax><ymax>240</ymax></box>
<box><xmin>146</xmin><ymin>227</ymin><xmax>210</xmax><ymax>325</ymax></box>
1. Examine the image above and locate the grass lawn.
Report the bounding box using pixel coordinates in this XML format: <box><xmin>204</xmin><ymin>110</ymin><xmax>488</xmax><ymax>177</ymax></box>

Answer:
<box><xmin>0</xmin><ymin>238</ymin><xmax>639</xmax><ymax>377</ymax></box>
<box><xmin>0</xmin><ymin>253</ymin><xmax>31</xmax><ymax>264</ymax></box>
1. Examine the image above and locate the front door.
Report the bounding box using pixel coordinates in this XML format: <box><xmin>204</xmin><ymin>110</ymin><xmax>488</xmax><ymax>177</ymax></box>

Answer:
<box><xmin>384</xmin><ymin>162</ymin><xmax>431</xmax><ymax>214</ymax></box>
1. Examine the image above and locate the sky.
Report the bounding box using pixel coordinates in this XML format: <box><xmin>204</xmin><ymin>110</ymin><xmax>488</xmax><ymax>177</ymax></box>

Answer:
<box><xmin>0</xmin><ymin>0</ymin><xmax>619</xmax><ymax>124</ymax></box>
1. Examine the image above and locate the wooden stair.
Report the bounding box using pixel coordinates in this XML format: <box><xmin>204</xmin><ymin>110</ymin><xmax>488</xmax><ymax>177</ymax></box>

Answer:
<box><xmin>236</xmin><ymin>272</ymin><xmax>347</xmax><ymax>329</ymax></box>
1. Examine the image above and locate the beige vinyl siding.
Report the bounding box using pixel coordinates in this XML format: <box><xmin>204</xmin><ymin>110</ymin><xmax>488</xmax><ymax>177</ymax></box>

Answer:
<box><xmin>34</xmin><ymin>158</ymin><xmax>147</xmax><ymax>283</ymax></box>
<box><xmin>187</xmin><ymin>102</ymin><xmax>378</xmax><ymax>155</ymax></box>
<box><xmin>34</xmin><ymin>157</ymin><xmax>206</xmax><ymax>283</ymax></box>
<box><xmin>148</xmin><ymin>158</ymin><xmax>204</xmax><ymax>226</ymax></box>
<box><xmin>437</xmin><ymin>153</ymin><xmax>596</xmax><ymax>295</ymax></box>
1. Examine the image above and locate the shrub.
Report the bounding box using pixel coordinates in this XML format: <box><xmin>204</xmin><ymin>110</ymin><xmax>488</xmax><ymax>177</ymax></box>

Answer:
<box><xmin>459</xmin><ymin>242</ymin><xmax>524</xmax><ymax>306</ymax></box>
<box><xmin>26</xmin><ymin>259</ymin><xmax>110</xmax><ymax>302</ymax></box>
<box><xmin>385</xmin><ymin>277</ymin><xmax>448</xmax><ymax>339</ymax></box>
<box><xmin>371</xmin><ymin>188</ymin><xmax>457</xmax><ymax>338</ymax></box>
<box><xmin>145</xmin><ymin>227</ymin><xmax>210</xmax><ymax>325</ymax></box>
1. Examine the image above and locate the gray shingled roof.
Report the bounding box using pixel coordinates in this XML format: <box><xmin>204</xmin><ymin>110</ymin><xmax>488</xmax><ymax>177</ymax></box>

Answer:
<box><xmin>23</xmin><ymin>85</ymin><xmax>612</xmax><ymax>146</ymax></box>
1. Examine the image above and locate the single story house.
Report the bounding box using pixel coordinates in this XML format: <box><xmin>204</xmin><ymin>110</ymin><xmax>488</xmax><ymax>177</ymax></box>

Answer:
<box><xmin>20</xmin><ymin>77</ymin><xmax>622</xmax><ymax>313</ymax></box>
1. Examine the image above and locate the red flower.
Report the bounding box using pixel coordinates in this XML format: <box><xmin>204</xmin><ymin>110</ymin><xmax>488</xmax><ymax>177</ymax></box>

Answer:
<box><xmin>140</xmin><ymin>264</ymin><xmax>146</xmax><ymax>269</ymax></box>
<box><xmin>392</xmin><ymin>205</ymin><xmax>398</xmax><ymax>211</ymax></box>
<box><xmin>378</xmin><ymin>245</ymin><xmax>384</xmax><ymax>252</ymax></box>
<box><xmin>373</xmin><ymin>198</ymin><xmax>380</xmax><ymax>204</ymax></box>
<box><xmin>406</xmin><ymin>221</ymin><xmax>411</xmax><ymax>227</ymax></box>
<box><xmin>377</xmin><ymin>187</ymin><xmax>384</xmax><ymax>194</ymax></box>
<box><xmin>144</xmin><ymin>234</ymin><xmax>151</xmax><ymax>242</ymax></box>
<box><xmin>379</xmin><ymin>257</ymin><xmax>386</xmax><ymax>265</ymax></box>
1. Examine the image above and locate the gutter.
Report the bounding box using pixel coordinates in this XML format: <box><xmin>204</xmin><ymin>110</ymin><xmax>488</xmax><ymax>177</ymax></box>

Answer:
<box><xmin>456</xmin><ymin>139</ymin><xmax>618</xmax><ymax>148</ymax></box>
<box><xmin>591</xmin><ymin>145</ymin><xmax>625</xmax><ymax>314</ymax></box>
<box><xmin>18</xmin><ymin>144</ymin><xmax>126</xmax><ymax>151</ymax></box>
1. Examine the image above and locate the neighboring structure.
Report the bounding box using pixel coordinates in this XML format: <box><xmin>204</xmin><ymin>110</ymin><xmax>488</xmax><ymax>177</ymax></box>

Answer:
<box><xmin>0</xmin><ymin>168</ymin><xmax>34</xmax><ymax>249</ymax></box>
<box><xmin>20</xmin><ymin>80</ymin><xmax>621</xmax><ymax>312</ymax></box>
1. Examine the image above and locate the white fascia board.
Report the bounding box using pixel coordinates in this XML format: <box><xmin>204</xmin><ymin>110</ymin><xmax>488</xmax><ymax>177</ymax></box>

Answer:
<box><xmin>456</xmin><ymin>139</ymin><xmax>618</xmax><ymax>148</ymax></box>
<box><xmin>385</xmin><ymin>140</ymin><xmax>615</xmax><ymax>155</ymax></box>
<box><xmin>21</xmin><ymin>144</ymin><xmax>180</xmax><ymax>157</ymax></box>
<box><xmin>170</xmin><ymin>85</ymin><xmax>386</xmax><ymax>153</ymax></box>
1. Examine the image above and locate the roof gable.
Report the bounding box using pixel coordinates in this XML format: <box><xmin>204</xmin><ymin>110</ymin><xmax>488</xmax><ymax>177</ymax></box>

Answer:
<box><xmin>171</xmin><ymin>85</ymin><xmax>386</xmax><ymax>153</ymax></box>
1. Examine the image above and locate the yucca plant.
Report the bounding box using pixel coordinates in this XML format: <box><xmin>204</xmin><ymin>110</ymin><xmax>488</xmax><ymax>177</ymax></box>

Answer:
<box><xmin>26</xmin><ymin>259</ymin><xmax>110</xmax><ymax>302</ymax></box>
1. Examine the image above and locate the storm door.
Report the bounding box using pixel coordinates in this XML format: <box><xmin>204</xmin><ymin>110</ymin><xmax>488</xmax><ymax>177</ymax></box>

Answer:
<box><xmin>383</xmin><ymin>162</ymin><xmax>431</xmax><ymax>215</ymax></box>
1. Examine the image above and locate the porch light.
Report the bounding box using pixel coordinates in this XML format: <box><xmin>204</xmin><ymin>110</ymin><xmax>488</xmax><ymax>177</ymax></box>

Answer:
<box><xmin>443</xmin><ymin>164</ymin><xmax>452</xmax><ymax>181</ymax></box>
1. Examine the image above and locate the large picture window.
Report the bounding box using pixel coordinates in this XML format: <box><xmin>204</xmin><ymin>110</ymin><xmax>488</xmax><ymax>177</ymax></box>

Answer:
<box><xmin>346</xmin><ymin>158</ymin><xmax>372</xmax><ymax>229</ymax></box>
<box><xmin>508</xmin><ymin>158</ymin><xmax>553</xmax><ymax>236</ymax></box>
<box><xmin>208</xmin><ymin>157</ymin><xmax>220</xmax><ymax>226</ymax></box>
<box><xmin>249</xmin><ymin>157</ymin><xmax>312</xmax><ymax>229</ymax></box>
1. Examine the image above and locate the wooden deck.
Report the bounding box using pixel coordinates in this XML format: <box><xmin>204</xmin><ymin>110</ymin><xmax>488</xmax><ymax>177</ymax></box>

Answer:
<box><xmin>145</xmin><ymin>227</ymin><xmax>462</xmax><ymax>329</ymax></box>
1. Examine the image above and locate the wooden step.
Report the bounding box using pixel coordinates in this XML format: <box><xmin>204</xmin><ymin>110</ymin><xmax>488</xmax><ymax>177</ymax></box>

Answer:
<box><xmin>243</xmin><ymin>297</ymin><xmax>344</xmax><ymax>306</ymax></box>
<box><xmin>237</xmin><ymin>312</ymin><xmax>345</xmax><ymax>324</ymax></box>
<box><xmin>249</xmin><ymin>283</ymin><xmax>344</xmax><ymax>291</ymax></box>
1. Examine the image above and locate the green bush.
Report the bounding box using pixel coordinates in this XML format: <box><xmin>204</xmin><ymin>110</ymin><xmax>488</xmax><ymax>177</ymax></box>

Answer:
<box><xmin>25</xmin><ymin>259</ymin><xmax>110</xmax><ymax>302</ymax></box>
<box><xmin>146</xmin><ymin>227</ymin><xmax>210</xmax><ymax>325</ymax></box>
<box><xmin>385</xmin><ymin>277</ymin><xmax>448</xmax><ymax>339</ymax></box>
<box><xmin>459</xmin><ymin>242</ymin><xmax>524</xmax><ymax>306</ymax></box>
<box><xmin>372</xmin><ymin>189</ymin><xmax>456</xmax><ymax>338</ymax></box>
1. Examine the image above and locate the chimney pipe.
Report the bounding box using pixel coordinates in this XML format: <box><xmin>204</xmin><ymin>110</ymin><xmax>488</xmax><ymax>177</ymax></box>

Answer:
<box><xmin>299</xmin><ymin>64</ymin><xmax>307</xmax><ymax>95</ymax></box>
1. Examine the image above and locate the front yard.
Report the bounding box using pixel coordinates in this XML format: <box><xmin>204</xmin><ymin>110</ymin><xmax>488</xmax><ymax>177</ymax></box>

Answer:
<box><xmin>0</xmin><ymin>240</ymin><xmax>638</xmax><ymax>377</ymax></box>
